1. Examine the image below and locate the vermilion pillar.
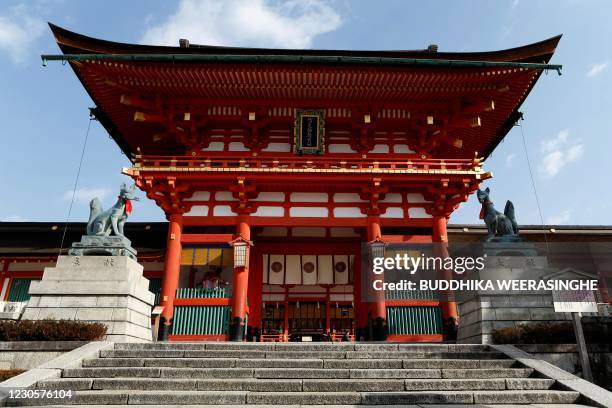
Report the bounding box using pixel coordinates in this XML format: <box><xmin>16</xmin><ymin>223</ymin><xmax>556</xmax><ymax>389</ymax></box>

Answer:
<box><xmin>229</xmin><ymin>216</ymin><xmax>251</xmax><ymax>341</ymax></box>
<box><xmin>367</xmin><ymin>215</ymin><xmax>387</xmax><ymax>340</ymax></box>
<box><xmin>159</xmin><ymin>213</ymin><xmax>183</xmax><ymax>340</ymax></box>
<box><xmin>433</xmin><ymin>215</ymin><xmax>459</xmax><ymax>338</ymax></box>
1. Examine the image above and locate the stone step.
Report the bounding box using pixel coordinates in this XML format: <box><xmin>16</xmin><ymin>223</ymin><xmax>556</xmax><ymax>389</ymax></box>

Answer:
<box><xmin>252</xmin><ymin>368</ymin><xmax>426</xmax><ymax>379</ymax></box>
<box><xmin>440</xmin><ymin>367</ymin><xmax>535</xmax><ymax>378</ymax></box>
<box><xmin>361</xmin><ymin>390</ymin><xmax>580</xmax><ymax>405</ymax></box>
<box><xmin>36</xmin><ymin>378</ymin><xmax>95</xmax><ymax>391</ymax></box>
<box><xmin>4</xmin><ymin>390</ymin><xmax>580</xmax><ymax>406</ymax></box>
<box><xmin>62</xmin><ymin>365</ymin><xmax>534</xmax><ymax>380</ymax></box>
<box><xmin>38</xmin><ymin>377</ymin><xmax>555</xmax><ymax>393</ymax></box>
<box><xmin>302</xmin><ymin>379</ymin><xmax>493</xmax><ymax>392</ymax></box>
<box><xmin>85</xmin><ymin>358</ymin><xmax>328</xmax><ymax>369</ymax></box>
<box><xmin>11</xmin><ymin>406</ymin><xmax>601</xmax><ymax>408</ymax></box>
<box><xmin>99</xmin><ymin>348</ymin><xmax>506</xmax><ymax>360</ymax></box>
<box><xmin>327</xmin><ymin>358</ymin><xmax>514</xmax><ymax>369</ymax></box>
<box><xmin>6</xmin><ymin>390</ymin><xmax>245</xmax><ymax>406</ymax></box>
<box><xmin>62</xmin><ymin>368</ymin><xmax>163</xmax><ymax>378</ymax></box>
<box><xmin>351</xmin><ymin>367</ymin><xmax>533</xmax><ymax>379</ymax></box>
<box><xmin>85</xmin><ymin>357</ymin><xmax>513</xmax><ymax>369</ymax></box>
<box><xmin>473</xmin><ymin>390</ymin><xmax>581</xmax><ymax>404</ymax></box>
<box><xmin>403</xmin><ymin>358</ymin><xmax>514</xmax><ymax>369</ymax></box>
<box><xmin>505</xmin><ymin>378</ymin><xmax>556</xmax><ymax>390</ymax></box>
<box><xmin>344</xmin><ymin>351</ymin><xmax>506</xmax><ymax>359</ymax></box>
<box><xmin>101</xmin><ymin>350</ymin><xmax>337</xmax><ymax>359</ymax></box>
<box><xmin>403</xmin><ymin>378</ymin><xmax>554</xmax><ymax>391</ymax></box>
<box><xmin>112</xmin><ymin>342</ymin><xmax>489</xmax><ymax>353</ymax></box>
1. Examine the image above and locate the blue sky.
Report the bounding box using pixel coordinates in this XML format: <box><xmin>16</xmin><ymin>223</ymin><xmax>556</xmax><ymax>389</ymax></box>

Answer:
<box><xmin>0</xmin><ymin>0</ymin><xmax>610</xmax><ymax>225</ymax></box>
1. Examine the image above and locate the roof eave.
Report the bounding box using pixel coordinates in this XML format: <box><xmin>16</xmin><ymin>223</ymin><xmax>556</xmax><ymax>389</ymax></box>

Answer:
<box><xmin>48</xmin><ymin>22</ymin><xmax>561</xmax><ymax>63</ymax></box>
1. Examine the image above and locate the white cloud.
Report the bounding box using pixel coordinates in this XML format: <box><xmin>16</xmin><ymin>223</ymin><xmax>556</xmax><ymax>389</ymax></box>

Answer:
<box><xmin>511</xmin><ymin>0</ymin><xmax>520</xmax><ymax>9</ymax></box>
<box><xmin>505</xmin><ymin>153</ymin><xmax>515</xmax><ymax>166</ymax></box>
<box><xmin>586</xmin><ymin>61</ymin><xmax>608</xmax><ymax>78</ymax></box>
<box><xmin>0</xmin><ymin>4</ymin><xmax>45</xmax><ymax>63</ymax></box>
<box><xmin>539</xmin><ymin>130</ymin><xmax>583</xmax><ymax>178</ymax></box>
<box><xmin>63</xmin><ymin>187</ymin><xmax>111</xmax><ymax>204</ymax></box>
<box><xmin>141</xmin><ymin>0</ymin><xmax>342</xmax><ymax>49</ymax></box>
<box><xmin>541</xmin><ymin>129</ymin><xmax>568</xmax><ymax>153</ymax></box>
<box><xmin>0</xmin><ymin>215</ymin><xmax>29</xmax><ymax>222</ymax></box>
<box><xmin>547</xmin><ymin>209</ymin><xmax>570</xmax><ymax>225</ymax></box>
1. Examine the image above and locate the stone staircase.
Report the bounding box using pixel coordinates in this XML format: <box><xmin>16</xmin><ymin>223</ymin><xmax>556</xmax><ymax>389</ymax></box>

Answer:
<box><xmin>13</xmin><ymin>342</ymin><xmax>591</xmax><ymax>406</ymax></box>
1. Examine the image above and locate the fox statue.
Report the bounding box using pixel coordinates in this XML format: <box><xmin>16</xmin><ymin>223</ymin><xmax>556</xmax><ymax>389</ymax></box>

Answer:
<box><xmin>86</xmin><ymin>183</ymin><xmax>139</xmax><ymax>237</ymax></box>
<box><xmin>476</xmin><ymin>187</ymin><xmax>519</xmax><ymax>241</ymax></box>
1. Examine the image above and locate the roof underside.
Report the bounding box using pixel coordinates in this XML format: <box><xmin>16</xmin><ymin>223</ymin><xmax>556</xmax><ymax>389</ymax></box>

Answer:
<box><xmin>48</xmin><ymin>24</ymin><xmax>561</xmax><ymax>159</ymax></box>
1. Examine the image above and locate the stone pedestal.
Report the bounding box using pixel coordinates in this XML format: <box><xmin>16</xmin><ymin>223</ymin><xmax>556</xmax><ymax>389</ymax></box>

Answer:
<box><xmin>456</xmin><ymin>254</ymin><xmax>571</xmax><ymax>344</ymax></box>
<box><xmin>0</xmin><ymin>302</ymin><xmax>27</xmax><ymax>320</ymax></box>
<box><xmin>22</xmin><ymin>256</ymin><xmax>154</xmax><ymax>342</ymax></box>
<box><xmin>68</xmin><ymin>235</ymin><xmax>137</xmax><ymax>260</ymax></box>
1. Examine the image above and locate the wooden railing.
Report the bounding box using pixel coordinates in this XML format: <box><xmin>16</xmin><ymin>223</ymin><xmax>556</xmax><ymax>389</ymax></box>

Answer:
<box><xmin>387</xmin><ymin>306</ymin><xmax>443</xmax><ymax>335</ymax></box>
<box><xmin>331</xmin><ymin>332</ymin><xmax>356</xmax><ymax>342</ymax></box>
<box><xmin>172</xmin><ymin>287</ymin><xmax>233</xmax><ymax>337</ymax></box>
<box><xmin>175</xmin><ymin>287</ymin><xmax>231</xmax><ymax>299</ymax></box>
<box><xmin>260</xmin><ymin>333</ymin><xmax>289</xmax><ymax>342</ymax></box>
<box><xmin>133</xmin><ymin>155</ymin><xmax>481</xmax><ymax>174</ymax></box>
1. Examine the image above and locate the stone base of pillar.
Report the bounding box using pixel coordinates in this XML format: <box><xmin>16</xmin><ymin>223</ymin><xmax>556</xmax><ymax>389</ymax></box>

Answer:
<box><xmin>22</xmin><ymin>256</ymin><xmax>154</xmax><ymax>342</ymax></box>
<box><xmin>158</xmin><ymin>317</ymin><xmax>172</xmax><ymax>341</ymax></box>
<box><xmin>228</xmin><ymin>317</ymin><xmax>245</xmax><ymax>341</ymax></box>
<box><xmin>371</xmin><ymin>317</ymin><xmax>388</xmax><ymax>341</ymax></box>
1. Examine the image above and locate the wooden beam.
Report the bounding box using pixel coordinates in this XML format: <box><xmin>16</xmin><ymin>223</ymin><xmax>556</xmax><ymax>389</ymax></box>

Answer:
<box><xmin>120</xmin><ymin>94</ymin><xmax>155</xmax><ymax>110</ymax></box>
<box><xmin>449</xmin><ymin>116</ymin><xmax>481</xmax><ymax>128</ymax></box>
<box><xmin>134</xmin><ymin>111</ymin><xmax>165</xmax><ymax>123</ymax></box>
<box><xmin>462</xmin><ymin>100</ymin><xmax>495</xmax><ymax>114</ymax></box>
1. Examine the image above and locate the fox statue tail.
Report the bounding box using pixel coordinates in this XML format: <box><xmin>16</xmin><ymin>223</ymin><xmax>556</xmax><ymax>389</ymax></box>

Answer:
<box><xmin>86</xmin><ymin>198</ymin><xmax>103</xmax><ymax>235</ymax></box>
<box><xmin>504</xmin><ymin>200</ymin><xmax>519</xmax><ymax>235</ymax></box>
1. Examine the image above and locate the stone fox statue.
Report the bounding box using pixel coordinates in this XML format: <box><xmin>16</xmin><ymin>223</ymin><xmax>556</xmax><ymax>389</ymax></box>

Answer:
<box><xmin>476</xmin><ymin>187</ymin><xmax>519</xmax><ymax>241</ymax></box>
<box><xmin>87</xmin><ymin>183</ymin><xmax>139</xmax><ymax>237</ymax></box>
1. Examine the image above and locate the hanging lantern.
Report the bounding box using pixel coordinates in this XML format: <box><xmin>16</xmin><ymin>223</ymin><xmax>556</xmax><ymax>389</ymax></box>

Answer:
<box><xmin>369</xmin><ymin>239</ymin><xmax>386</xmax><ymax>260</ymax></box>
<box><xmin>229</xmin><ymin>236</ymin><xmax>252</xmax><ymax>268</ymax></box>
<box><xmin>316</xmin><ymin>301</ymin><xmax>320</xmax><ymax>309</ymax></box>
<box><xmin>296</xmin><ymin>301</ymin><xmax>300</xmax><ymax>309</ymax></box>
<box><xmin>232</xmin><ymin>240</ymin><xmax>248</xmax><ymax>267</ymax></box>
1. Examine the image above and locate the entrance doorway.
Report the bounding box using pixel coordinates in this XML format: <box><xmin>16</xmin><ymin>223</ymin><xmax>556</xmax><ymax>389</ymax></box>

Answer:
<box><xmin>260</xmin><ymin>300</ymin><xmax>356</xmax><ymax>341</ymax></box>
<box><xmin>285</xmin><ymin>301</ymin><xmax>354</xmax><ymax>341</ymax></box>
<box><xmin>288</xmin><ymin>301</ymin><xmax>325</xmax><ymax>340</ymax></box>
<box><xmin>261</xmin><ymin>303</ymin><xmax>285</xmax><ymax>336</ymax></box>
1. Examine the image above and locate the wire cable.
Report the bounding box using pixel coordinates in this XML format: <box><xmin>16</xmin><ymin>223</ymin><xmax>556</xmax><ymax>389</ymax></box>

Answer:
<box><xmin>58</xmin><ymin>113</ymin><xmax>95</xmax><ymax>256</ymax></box>
<box><xmin>517</xmin><ymin>116</ymin><xmax>550</xmax><ymax>250</ymax></box>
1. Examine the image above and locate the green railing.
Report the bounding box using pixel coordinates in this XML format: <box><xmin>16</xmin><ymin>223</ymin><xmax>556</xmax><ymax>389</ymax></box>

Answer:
<box><xmin>172</xmin><ymin>287</ymin><xmax>243</xmax><ymax>336</ymax></box>
<box><xmin>173</xmin><ymin>305</ymin><xmax>231</xmax><ymax>335</ymax></box>
<box><xmin>387</xmin><ymin>306</ymin><xmax>443</xmax><ymax>335</ymax></box>
<box><xmin>176</xmin><ymin>287</ymin><xmax>231</xmax><ymax>298</ymax></box>
<box><xmin>148</xmin><ymin>278</ymin><xmax>162</xmax><ymax>305</ymax></box>
<box><xmin>7</xmin><ymin>279</ymin><xmax>35</xmax><ymax>302</ymax></box>
<box><xmin>385</xmin><ymin>289</ymin><xmax>438</xmax><ymax>300</ymax></box>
